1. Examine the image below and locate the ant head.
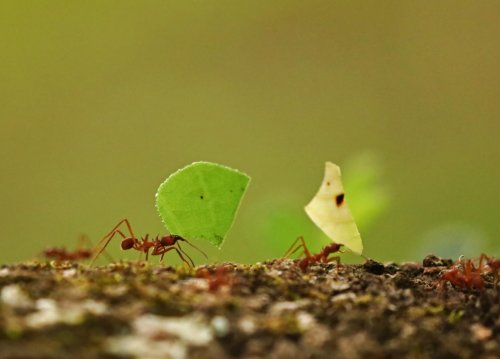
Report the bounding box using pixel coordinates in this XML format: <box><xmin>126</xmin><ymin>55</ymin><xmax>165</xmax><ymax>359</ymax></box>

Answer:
<box><xmin>160</xmin><ymin>235</ymin><xmax>184</xmax><ymax>246</ymax></box>
<box><xmin>324</xmin><ymin>243</ymin><xmax>343</xmax><ymax>255</ymax></box>
<box><xmin>121</xmin><ymin>237</ymin><xmax>135</xmax><ymax>250</ymax></box>
<box><xmin>160</xmin><ymin>235</ymin><xmax>174</xmax><ymax>246</ymax></box>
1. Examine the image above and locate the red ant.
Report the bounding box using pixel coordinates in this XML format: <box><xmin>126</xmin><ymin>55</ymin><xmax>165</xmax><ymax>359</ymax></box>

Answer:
<box><xmin>284</xmin><ymin>236</ymin><xmax>343</xmax><ymax>272</ymax></box>
<box><xmin>439</xmin><ymin>256</ymin><xmax>484</xmax><ymax>291</ymax></box>
<box><xmin>42</xmin><ymin>235</ymin><xmax>111</xmax><ymax>262</ymax></box>
<box><xmin>196</xmin><ymin>264</ymin><xmax>234</xmax><ymax>292</ymax></box>
<box><xmin>89</xmin><ymin>219</ymin><xmax>207</xmax><ymax>267</ymax></box>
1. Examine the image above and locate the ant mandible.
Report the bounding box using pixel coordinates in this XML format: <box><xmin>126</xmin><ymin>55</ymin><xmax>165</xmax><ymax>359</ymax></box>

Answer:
<box><xmin>284</xmin><ymin>236</ymin><xmax>343</xmax><ymax>272</ymax></box>
<box><xmin>89</xmin><ymin>219</ymin><xmax>207</xmax><ymax>267</ymax></box>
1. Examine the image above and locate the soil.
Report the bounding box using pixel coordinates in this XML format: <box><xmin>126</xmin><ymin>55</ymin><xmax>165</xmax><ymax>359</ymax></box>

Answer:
<box><xmin>0</xmin><ymin>255</ymin><xmax>498</xmax><ymax>359</ymax></box>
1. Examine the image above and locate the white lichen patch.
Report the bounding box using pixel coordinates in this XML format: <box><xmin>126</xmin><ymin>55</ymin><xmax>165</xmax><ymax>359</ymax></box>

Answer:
<box><xmin>211</xmin><ymin>315</ymin><xmax>229</xmax><ymax>337</ymax></box>
<box><xmin>106</xmin><ymin>314</ymin><xmax>214</xmax><ymax>359</ymax></box>
<box><xmin>269</xmin><ymin>299</ymin><xmax>310</xmax><ymax>315</ymax></box>
<box><xmin>182</xmin><ymin>278</ymin><xmax>209</xmax><ymax>291</ymax></box>
<box><xmin>238</xmin><ymin>316</ymin><xmax>257</xmax><ymax>335</ymax></box>
<box><xmin>62</xmin><ymin>268</ymin><xmax>78</xmax><ymax>278</ymax></box>
<box><xmin>0</xmin><ymin>268</ymin><xmax>11</xmax><ymax>277</ymax></box>
<box><xmin>246</xmin><ymin>293</ymin><xmax>271</xmax><ymax>310</ymax></box>
<box><xmin>331</xmin><ymin>292</ymin><xmax>357</xmax><ymax>304</ymax></box>
<box><xmin>103</xmin><ymin>284</ymin><xmax>129</xmax><ymax>298</ymax></box>
<box><xmin>1</xmin><ymin>285</ymin><xmax>33</xmax><ymax>309</ymax></box>
<box><xmin>329</xmin><ymin>281</ymin><xmax>351</xmax><ymax>291</ymax></box>
<box><xmin>24</xmin><ymin>299</ymin><xmax>108</xmax><ymax>329</ymax></box>
<box><xmin>107</xmin><ymin>337</ymin><xmax>187</xmax><ymax>359</ymax></box>
<box><xmin>267</xmin><ymin>269</ymin><xmax>283</xmax><ymax>278</ymax></box>
<box><xmin>136</xmin><ymin>314</ymin><xmax>213</xmax><ymax>345</ymax></box>
<box><xmin>296</xmin><ymin>311</ymin><xmax>316</xmax><ymax>331</ymax></box>
<box><xmin>26</xmin><ymin>299</ymin><xmax>79</xmax><ymax>328</ymax></box>
<box><xmin>82</xmin><ymin>299</ymin><xmax>107</xmax><ymax>315</ymax></box>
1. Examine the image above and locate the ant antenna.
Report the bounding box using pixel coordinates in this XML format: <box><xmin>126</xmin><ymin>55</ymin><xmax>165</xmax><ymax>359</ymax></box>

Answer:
<box><xmin>360</xmin><ymin>254</ymin><xmax>371</xmax><ymax>262</ymax></box>
<box><xmin>182</xmin><ymin>239</ymin><xmax>208</xmax><ymax>260</ymax></box>
<box><xmin>176</xmin><ymin>242</ymin><xmax>195</xmax><ymax>267</ymax></box>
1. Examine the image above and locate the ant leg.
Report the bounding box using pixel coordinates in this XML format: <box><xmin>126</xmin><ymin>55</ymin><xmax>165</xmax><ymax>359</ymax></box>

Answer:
<box><xmin>103</xmin><ymin>218</ymin><xmax>136</xmax><ymax>239</ymax></box>
<box><xmin>153</xmin><ymin>246</ymin><xmax>174</xmax><ymax>262</ymax></box>
<box><xmin>158</xmin><ymin>247</ymin><xmax>172</xmax><ymax>262</ymax></box>
<box><xmin>89</xmin><ymin>229</ymin><xmax>128</xmax><ymax>266</ymax></box>
<box><xmin>284</xmin><ymin>236</ymin><xmax>312</xmax><ymax>258</ymax></box>
<box><xmin>478</xmin><ymin>253</ymin><xmax>490</xmax><ymax>272</ymax></box>
<box><xmin>91</xmin><ymin>219</ymin><xmax>135</xmax><ymax>254</ymax></box>
<box><xmin>77</xmin><ymin>234</ymin><xmax>92</xmax><ymax>250</ymax></box>
<box><xmin>173</xmin><ymin>247</ymin><xmax>192</xmax><ymax>267</ymax></box>
<box><xmin>182</xmin><ymin>239</ymin><xmax>208</xmax><ymax>260</ymax></box>
<box><xmin>142</xmin><ymin>235</ymin><xmax>150</xmax><ymax>261</ymax></box>
<box><xmin>156</xmin><ymin>247</ymin><xmax>192</xmax><ymax>268</ymax></box>
<box><xmin>283</xmin><ymin>236</ymin><xmax>302</xmax><ymax>258</ymax></box>
<box><xmin>90</xmin><ymin>219</ymin><xmax>137</xmax><ymax>266</ymax></box>
<box><xmin>79</xmin><ymin>234</ymin><xmax>115</xmax><ymax>263</ymax></box>
<box><xmin>456</xmin><ymin>255</ymin><xmax>465</xmax><ymax>271</ymax></box>
<box><xmin>464</xmin><ymin>259</ymin><xmax>476</xmax><ymax>277</ymax></box>
<box><xmin>326</xmin><ymin>256</ymin><xmax>341</xmax><ymax>270</ymax></box>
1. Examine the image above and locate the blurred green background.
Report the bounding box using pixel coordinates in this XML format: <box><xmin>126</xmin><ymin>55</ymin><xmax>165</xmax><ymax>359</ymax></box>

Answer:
<box><xmin>1</xmin><ymin>1</ymin><xmax>499</xmax><ymax>264</ymax></box>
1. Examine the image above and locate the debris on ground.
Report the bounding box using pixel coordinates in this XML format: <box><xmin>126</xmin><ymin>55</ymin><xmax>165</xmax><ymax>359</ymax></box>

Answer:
<box><xmin>0</xmin><ymin>255</ymin><xmax>498</xmax><ymax>358</ymax></box>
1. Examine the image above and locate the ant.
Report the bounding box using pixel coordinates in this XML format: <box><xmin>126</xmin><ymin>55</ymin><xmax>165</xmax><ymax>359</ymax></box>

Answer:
<box><xmin>89</xmin><ymin>219</ymin><xmax>207</xmax><ymax>267</ymax></box>
<box><xmin>438</xmin><ymin>256</ymin><xmax>484</xmax><ymax>291</ymax></box>
<box><xmin>42</xmin><ymin>235</ymin><xmax>111</xmax><ymax>262</ymax></box>
<box><xmin>284</xmin><ymin>236</ymin><xmax>343</xmax><ymax>272</ymax></box>
<box><xmin>196</xmin><ymin>264</ymin><xmax>234</xmax><ymax>292</ymax></box>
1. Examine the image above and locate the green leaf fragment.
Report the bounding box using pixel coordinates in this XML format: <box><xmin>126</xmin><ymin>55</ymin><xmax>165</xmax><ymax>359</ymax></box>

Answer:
<box><xmin>155</xmin><ymin>161</ymin><xmax>250</xmax><ymax>248</ymax></box>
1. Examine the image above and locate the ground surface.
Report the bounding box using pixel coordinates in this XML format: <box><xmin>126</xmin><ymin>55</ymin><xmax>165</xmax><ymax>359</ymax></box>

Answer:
<box><xmin>0</xmin><ymin>256</ymin><xmax>498</xmax><ymax>359</ymax></box>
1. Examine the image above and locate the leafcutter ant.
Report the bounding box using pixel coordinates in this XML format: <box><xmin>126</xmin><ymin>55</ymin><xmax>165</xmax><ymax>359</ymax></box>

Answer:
<box><xmin>42</xmin><ymin>235</ymin><xmax>112</xmax><ymax>262</ymax></box>
<box><xmin>196</xmin><ymin>264</ymin><xmax>235</xmax><ymax>292</ymax></box>
<box><xmin>89</xmin><ymin>219</ymin><xmax>207</xmax><ymax>267</ymax></box>
<box><xmin>284</xmin><ymin>236</ymin><xmax>343</xmax><ymax>272</ymax></box>
<box><xmin>438</xmin><ymin>256</ymin><xmax>484</xmax><ymax>291</ymax></box>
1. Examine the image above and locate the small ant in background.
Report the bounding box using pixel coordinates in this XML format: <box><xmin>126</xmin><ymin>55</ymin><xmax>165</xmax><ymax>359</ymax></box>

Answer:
<box><xmin>90</xmin><ymin>219</ymin><xmax>207</xmax><ymax>267</ymax></box>
<box><xmin>438</xmin><ymin>256</ymin><xmax>484</xmax><ymax>291</ymax></box>
<box><xmin>438</xmin><ymin>254</ymin><xmax>500</xmax><ymax>291</ymax></box>
<box><xmin>42</xmin><ymin>235</ymin><xmax>112</xmax><ymax>262</ymax></box>
<box><xmin>284</xmin><ymin>236</ymin><xmax>343</xmax><ymax>272</ymax></box>
<box><xmin>196</xmin><ymin>264</ymin><xmax>234</xmax><ymax>292</ymax></box>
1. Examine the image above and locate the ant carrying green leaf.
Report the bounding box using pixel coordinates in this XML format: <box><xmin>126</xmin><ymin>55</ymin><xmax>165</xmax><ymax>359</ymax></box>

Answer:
<box><xmin>89</xmin><ymin>219</ymin><xmax>207</xmax><ymax>267</ymax></box>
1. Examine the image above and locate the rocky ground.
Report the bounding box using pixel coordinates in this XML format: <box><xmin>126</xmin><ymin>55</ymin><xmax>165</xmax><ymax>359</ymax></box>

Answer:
<box><xmin>0</xmin><ymin>256</ymin><xmax>498</xmax><ymax>359</ymax></box>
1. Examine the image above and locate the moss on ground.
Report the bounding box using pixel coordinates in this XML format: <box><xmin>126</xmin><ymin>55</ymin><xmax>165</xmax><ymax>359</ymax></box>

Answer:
<box><xmin>0</xmin><ymin>256</ymin><xmax>498</xmax><ymax>359</ymax></box>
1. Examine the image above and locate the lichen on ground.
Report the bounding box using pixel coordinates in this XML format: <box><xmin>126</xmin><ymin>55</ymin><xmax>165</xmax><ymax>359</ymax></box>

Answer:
<box><xmin>0</xmin><ymin>256</ymin><xmax>498</xmax><ymax>359</ymax></box>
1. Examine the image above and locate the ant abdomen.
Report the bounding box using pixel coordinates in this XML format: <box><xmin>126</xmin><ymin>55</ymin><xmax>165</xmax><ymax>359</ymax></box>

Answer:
<box><xmin>121</xmin><ymin>237</ymin><xmax>135</xmax><ymax>250</ymax></box>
